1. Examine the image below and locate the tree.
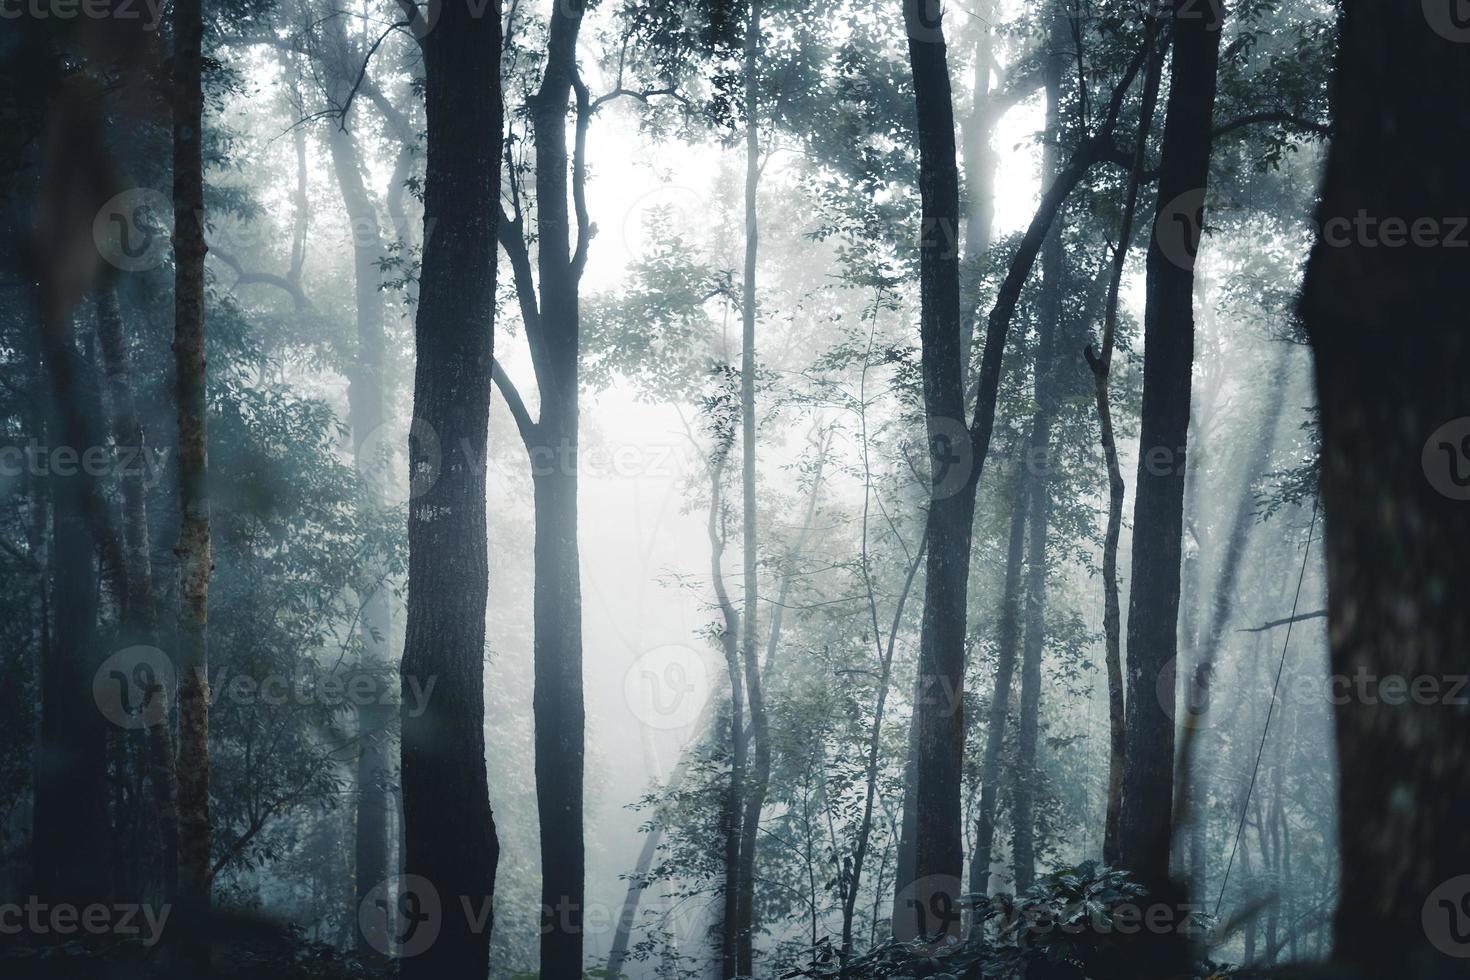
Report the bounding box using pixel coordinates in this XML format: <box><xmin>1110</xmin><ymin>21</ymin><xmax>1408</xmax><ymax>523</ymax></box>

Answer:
<box><xmin>396</xmin><ymin>0</ymin><xmax>504</xmax><ymax>976</ymax></box>
<box><xmin>1298</xmin><ymin>0</ymin><xmax>1470</xmax><ymax>971</ymax></box>
<box><xmin>1118</xmin><ymin>0</ymin><xmax>1224</xmax><ymax>902</ymax></box>
<box><xmin>172</xmin><ymin>0</ymin><xmax>215</xmax><ymax>953</ymax></box>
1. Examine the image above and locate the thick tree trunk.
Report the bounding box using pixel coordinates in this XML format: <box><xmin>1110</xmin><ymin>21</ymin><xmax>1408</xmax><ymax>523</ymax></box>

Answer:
<box><xmin>172</xmin><ymin>0</ymin><xmax>213</xmax><ymax>953</ymax></box>
<box><xmin>1298</xmin><ymin>0</ymin><xmax>1470</xmax><ymax>971</ymax></box>
<box><xmin>1118</xmin><ymin>0</ymin><xmax>1222</xmax><ymax>899</ymax></box>
<box><xmin>397</xmin><ymin>2</ymin><xmax>503</xmax><ymax>976</ymax></box>
<box><xmin>736</xmin><ymin>4</ymin><xmax>766</xmax><ymax>974</ymax></box>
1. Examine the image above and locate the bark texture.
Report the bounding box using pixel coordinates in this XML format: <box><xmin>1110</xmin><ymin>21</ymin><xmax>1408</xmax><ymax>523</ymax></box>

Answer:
<box><xmin>397</xmin><ymin>2</ymin><xmax>503</xmax><ymax>976</ymax></box>
<box><xmin>1118</xmin><ymin>0</ymin><xmax>1222</xmax><ymax>898</ymax></box>
<box><xmin>1298</xmin><ymin>0</ymin><xmax>1470</xmax><ymax>971</ymax></box>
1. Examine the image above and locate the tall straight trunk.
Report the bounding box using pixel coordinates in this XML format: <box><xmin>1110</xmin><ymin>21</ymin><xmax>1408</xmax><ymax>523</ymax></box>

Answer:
<box><xmin>397</xmin><ymin>1</ymin><xmax>503</xmax><ymax>975</ymax></box>
<box><xmin>957</xmin><ymin>0</ymin><xmax>997</xmax><ymax>393</ymax></box>
<box><xmin>902</xmin><ymin>0</ymin><xmax>973</xmax><ymax>920</ymax></box>
<box><xmin>1298</xmin><ymin>0</ymin><xmax>1470</xmax><ymax>970</ymax></box>
<box><xmin>707</xmin><ymin>436</ymin><xmax>744</xmax><ymax>980</ymax></box>
<box><xmin>1010</xmin><ymin>23</ymin><xmax>1066</xmax><ymax>891</ymax></box>
<box><xmin>968</xmin><ymin>476</ymin><xmax>1026</xmax><ymax>899</ymax></box>
<box><xmin>736</xmin><ymin>4</ymin><xmax>766</xmax><ymax>974</ymax></box>
<box><xmin>172</xmin><ymin>0</ymin><xmax>213</xmax><ymax>949</ymax></box>
<box><xmin>317</xmin><ymin>18</ymin><xmax>395</xmax><ymax>944</ymax></box>
<box><xmin>522</xmin><ymin>2</ymin><xmax>588</xmax><ymax>973</ymax></box>
<box><xmin>96</xmin><ymin>288</ymin><xmax>180</xmax><ymax>900</ymax></box>
<box><xmin>1088</xmin><ymin>24</ymin><xmax>1165</xmax><ymax>869</ymax></box>
<box><xmin>897</xmin><ymin>0</ymin><xmax>1154</xmax><ymax>923</ymax></box>
<box><xmin>1118</xmin><ymin>0</ymin><xmax>1222</xmax><ymax>899</ymax></box>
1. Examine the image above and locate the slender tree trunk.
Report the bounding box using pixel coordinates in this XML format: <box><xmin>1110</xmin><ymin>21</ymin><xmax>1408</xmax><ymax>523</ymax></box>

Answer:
<box><xmin>172</xmin><ymin>0</ymin><xmax>213</xmax><ymax>953</ymax></box>
<box><xmin>969</xmin><ymin>477</ymin><xmax>1026</xmax><ymax>900</ymax></box>
<box><xmin>1010</xmin><ymin>22</ymin><xmax>1067</xmax><ymax>890</ymax></box>
<box><xmin>735</xmin><ymin>5</ymin><xmax>766</xmax><ymax>973</ymax></box>
<box><xmin>707</xmin><ymin>431</ymin><xmax>744</xmax><ymax>980</ymax></box>
<box><xmin>96</xmin><ymin>288</ymin><xmax>180</xmax><ymax>901</ymax></box>
<box><xmin>397</xmin><ymin>2</ymin><xmax>503</xmax><ymax>975</ymax></box>
<box><xmin>522</xmin><ymin>4</ymin><xmax>589</xmax><ymax>973</ymax></box>
<box><xmin>1088</xmin><ymin>25</ymin><xmax>1164</xmax><ymax>870</ymax></box>
<box><xmin>1298</xmin><ymin>1</ymin><xmax>1470</xmax><ymax>970</ymax></box>
<box><xmin>1118</xmin><ymin>0</ymin><xmax>1223</xmax><ymax>902</ymax></box>
<box><xmin>957</xmin><ymin>0</ymin><xmax>997</xmax><ymax>395</ymax></box>
<box><xmin>316</xmin><ymin>18</ymin><xmax>395</xmax><ymax>946</ymax></box>
<box><xmin>901</xmin><ymin>0</ymin><xmax>973</xmax><ymax>926</ymax></box>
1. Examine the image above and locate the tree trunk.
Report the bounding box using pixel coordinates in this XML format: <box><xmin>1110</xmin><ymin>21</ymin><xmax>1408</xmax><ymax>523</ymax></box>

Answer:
<box><xmin>96</xmin><ymin>287</ymin><xmax>180</xmax><ymax>901</ymax></box>
<box><xmin>172</xmin><ymin>0</ymin><xmax>213</xmax><ymax>953</ymax></box>
<box><xmin>397</xmin><ymin>1</ymin><xmax>503</xmax><ymax>975</ymax></box>
<box><xmin>1088</xmin><ymin>24</ymin><xmax>1164</xmax><ymax>870</ymax></box>
<box><xmin>969</xmin><ymin>478</ymin><xmax>1026</xmax><ymax>899</ymax></box>
<box><xmin>521</xmin><ymin>3</ymin><xmax>590</xmax><ymax>972</ymax></box>
<box><xmin>1118</xmin><ymin>0</ymin><xmax>1223</xmax><ymax>899</ymax></box>
<box><xmin>1298</xmin><ymin>0</ymin><xmax>1470</xmax><ymax>971</ymax></box>
<box><xmin>736</xmin><ymin>4</ymin><xmax>766</xmax><ymax>974</ymax></box>
<box><xmin>707</xmin><ymin>429</ymin><xmax>744</xmax><ymax>980</ymax></box>
<box><xmin>902</xmin><ymin>0</ymin><xmax>973</xmax><ymax>924</ymax></box>
<box><xmin>316</xmin><ymin>18</ymin><xmax>395</xmax><ymax>947</ymax></box>
<box><xmin>1010</xmin><ymin>21</ymin><xmax>1066</xmax><ymax>891</ymax></box>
